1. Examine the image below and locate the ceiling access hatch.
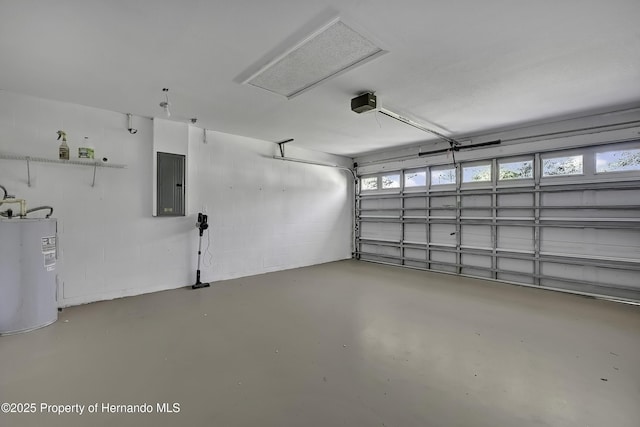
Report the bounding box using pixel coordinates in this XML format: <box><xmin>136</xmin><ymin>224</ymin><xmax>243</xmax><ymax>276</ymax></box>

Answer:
<box><xmin>244</xmin><ymin>19</ymin><xmax>386</xmax><ymax>99</ymax></box>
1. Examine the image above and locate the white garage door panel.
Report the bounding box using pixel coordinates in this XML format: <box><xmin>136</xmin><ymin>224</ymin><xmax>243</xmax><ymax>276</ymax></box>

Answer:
<box><xmin>405</xmin><ymin>248</ymin><xmax>426</xmax><ymax>260</ymax></box>
<box><xmin>360</xmin><ymin>198</ymin><xmax>400</xmax><ymax>210</ymax></box>
<box><xmin>541</xmin><ymin>191</ymin><xmax>585</xmax><ymax>206</ymax></box>
<box><xmin>541</xmin><ymin>208</ymin><xmax>638</xmax><ymax>219</ymax></box>
<box><xmin>593</xmin><ymin>189</ymin><xmax>639</xmax><ymax>205</ymax></box>
<box><xmin>462</xmin><ymin>267</ymin><xmax>492</xmax><ymax>278</ymax></box>
<box><xmin>404</xmin><ymin>260</ymin><xmax>427</xmax><ymax>270</ymax></box>
<box><xmin>498</xmin><ymin>273</ymin><xmax>535</xmax><ymax>285</ymax></box>
<box><xmin>364</xmin><ymin>255</ymin><xmax>402</xmax><ymax>265</ymax></box>
<box><xmin>405</xmin><ymin>260</ymin><xmax>426</xmax><ymax>268</ymax></box>
<box><xmin>431</xmin><ymin>195</ymin><xmax>456</xmax><ymax>217</ymax></box>
<box><xmin>542</xmin><ymin>189</ymin><xmax>638</xmax><ymax>206</ymax></box>
<box><xmin>431</xmin><ymin>251</ymin><xmax>457</xmax><ymax>273</ymax></box>
<box><xmin>360</xmin><ymin>222</ymin><xmax>401</xmax><ymax>241</ymax></box>
<box><xmin>592</xmin><ymin>229</ymin><xmax>640</xmax><ymax>259</ymax></box>
<box><xmin>461</xmin><ymin>225</ymin><xmax>491</xmax><ymax>248</ymax></box>
<box><xmin>430</xmin><ymin>196</ymin><xmax>456</xmax><ymax>208</ymax></box>
<box><xmin>497</xmin><ymin>226</ymin><xmax>534</xmax><ymax>251</ymax></box>
<box><xmin>432</xmin><ymin>210</ymin><xmax>456</xmax><ymax>218</ymax></box>
<box><xmin>541</xmin><ymin>228</ymin><xmax>640</xmax><ymax>258</ymax></box>
<box><xmin>540</xmin><ymin>208</ymin><xmax>587</xmax><ymax>219</ymax></box>
<box><xmin>362</xmin><ymin>245</ymin><xmax>400</xmax><ymax>263</ymax></box>
<box><xmin>461</xmin><ymin>195</ymin><xmax>491</xmax><ymax>218</ymax></box>
<box><xmin>405</xmin><ymin>198</ymin><xmax>427</xmax><ymax>209</ymax></box>
<box><xmin>498</xmin><ymin>193</ymin><xmax>534</xmax><ymax>218</ymax></box>
<box><xmin>404</xmin><ymin>224</ymin><xmax>427</xmax><ymax>243</ymax></box>
<box><xmin>540</xmin><ymin>228</ymin><xmax>590</xmax><ymax>255</ymax></box>
<box><xmin>359</xmin><ymin>199</ymin><xmax>376</xmax><ymax>210</ymax></box>
<box><xmin>539</xmin><ymin>263</ymin><xmax>637</xmax><ymax>288</ymax></box>
<box><xmin>540</xmin><ymin>279</ymin><xmax>640</xmax><ymax>300</ymax></box>
<box><xmin>362</xmin><ymin>210</ymin><xmax>401</xmax><ymax>217</ymax></box>
<box><xmin>596</xmin><ymin>209</ymin><xmax>639</xmax><ymax>219</ymax></box>
<box><xmin>498</xmin><ymin>209</ymin><xmax>534</xmax><ymax>218</ymax></box>
<box><xmin>461</xmin><ymin>208</ymin><xmax>492</xmax><ymax>217</ymax></box>
<box><xmin>498</xmin><ymin>193</ymin><xmax>534</xmax><ymax>206</ymax></box>
<box><xmin>498</xmin><ymin>258</ymin><xmax>534</xmax><ymax>275</ymax></box>
<box><xmin>462</xmin><ymin>195</ymin><xmax>491</xmax><ymax>207</ymax></box>
<box><xmin>430</xmin><ymin>224</ymin><xmax>457</xmax><ymax>244</ymax></box>
<box><xmin>541</xmin><ymin>262</ymin><xmax>584</xmax><ymax>281</ymax></box>
<box><xmin>404</xmin><ymin>209</ymin><xmax>427</xmax><ymax>217</ymax></box>
<box><xmin>360</xmin><ymin>243</ymin><xmax>400</xmax><ymax>258</ymax></box>
<box><xmin>592</xmin><ymin>268</ymin><xmax>640</xmax><ymax>289</ymax></box>
<box><xmin>360</xmin><ymin>243</ymin><xmax>377</xmax><ymax>253</ymax></box>
<box><xmin>462</xmin><ymin>254</ymin><xmax>491</xmax><ymax>268</ymax></box>
<box><xmin>377</xmin><ymin>246</ymin><xmax>401</xmax><ymax>257</ymax></box>
<box><xmin>431</xmin><ymin>250</ymin><xmax>456</xmax><ymax>265</ymax></box>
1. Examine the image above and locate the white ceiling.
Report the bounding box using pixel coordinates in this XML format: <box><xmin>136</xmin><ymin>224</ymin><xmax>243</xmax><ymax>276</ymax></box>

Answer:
<box><xmin>1</xmin><ymin>0</ymin><xmax>639</xmax><ymax>157</ymax></box>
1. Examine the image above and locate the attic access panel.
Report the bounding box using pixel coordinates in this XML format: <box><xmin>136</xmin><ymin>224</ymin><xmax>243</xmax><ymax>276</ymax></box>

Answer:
<box><xmin>157</xmin><ymin>152</ymin><xmax>185</xmax><ymax>217</ymax></box>
<box><xmin>245</xmin><ymin>19</ymin><xmax>386</xmax><ymax>98</ymax></box>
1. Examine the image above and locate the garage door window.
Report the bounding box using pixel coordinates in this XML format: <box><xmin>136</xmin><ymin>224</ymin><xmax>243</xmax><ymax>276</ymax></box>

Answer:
<box><xmin>542</xmin><ymin>155</ymin><xmax>583</xmax><ymax>177</ymax></box>
<box><xmin>361</xmin><ymin>176</ymin><xmax>378</xmax><ymax>191</ymax></box>
<box><xmin>499</xmin><ymin>159</ymin><xmax>533</xmax><ymax>180</ymax></box>
<box><xmin>381</xmin><ymin>174</ymin><xmax>401</xmax><ymax>189</ymax></box>
<box><xmin>405</xmin><ymin>171</ymin><xmax>427</xmax><ymax>188</ymax></box>
<box><xmin>431</xmin><ymin>168</ymin><xmax>456</xmax><ymax>186</ymax></box>
<box><xmin>462</xmin><ymin>163</ymin><xmax>491</xmax><ymax>183</ymax></box>
<box><xmin>596</xmin><ymin>148</ymin><xmax>640</xmax><ymax>173</ymax></box>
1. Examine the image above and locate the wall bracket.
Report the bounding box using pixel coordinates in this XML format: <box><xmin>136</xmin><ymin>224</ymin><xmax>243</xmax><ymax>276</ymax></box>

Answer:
<box><xmin>276</xmin><ymin>139</ymin><xmax>294</xmax><ymax>157</ymax></box>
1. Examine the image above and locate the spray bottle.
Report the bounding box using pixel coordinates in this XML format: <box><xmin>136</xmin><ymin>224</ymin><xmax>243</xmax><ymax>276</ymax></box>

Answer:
<box><xmin>57</xmin><ymin>130</ymin><xmax>69</xmax><ymax>160</ymax></box>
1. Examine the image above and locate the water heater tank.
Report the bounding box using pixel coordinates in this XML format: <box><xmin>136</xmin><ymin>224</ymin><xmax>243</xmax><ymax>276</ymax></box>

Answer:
<box><xmin>0</xmin><ymin>218</ymin><xmax>58</xmax><ymax>335</ymax></box>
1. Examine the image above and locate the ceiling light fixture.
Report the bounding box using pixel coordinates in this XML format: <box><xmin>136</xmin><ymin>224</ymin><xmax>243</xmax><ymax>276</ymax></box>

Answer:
<box><xmin>159</xmin><ymin>88</ymin><xmax>171</xmax><ymax>118</ymax></box>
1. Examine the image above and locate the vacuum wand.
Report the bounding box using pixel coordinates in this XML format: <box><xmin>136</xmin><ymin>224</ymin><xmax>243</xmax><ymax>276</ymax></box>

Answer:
<box><xmin>192</xmin><ymin>213</ymin><xmax>210</xmax><ymax>289</ymax></box>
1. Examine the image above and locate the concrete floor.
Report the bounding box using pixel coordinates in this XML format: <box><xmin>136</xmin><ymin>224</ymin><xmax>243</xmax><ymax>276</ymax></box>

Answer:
<box><xmin>1</xmin><ymin>260</ymin><xmax>639</xmax><ymax>427</ymax></box>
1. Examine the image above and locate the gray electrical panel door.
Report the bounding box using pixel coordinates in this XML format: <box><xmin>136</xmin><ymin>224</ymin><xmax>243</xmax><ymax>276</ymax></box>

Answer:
<box><xmin>157</xmin><ymin>152</ymin><xmax>185</xmax><ymax>216</ymax></box>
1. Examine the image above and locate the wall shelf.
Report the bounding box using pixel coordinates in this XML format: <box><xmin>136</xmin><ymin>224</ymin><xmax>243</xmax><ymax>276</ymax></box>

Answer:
<box><xmin>0</xmin><ymin>153</ymin><xmax>127</xmax><ymax>187</ymax></box>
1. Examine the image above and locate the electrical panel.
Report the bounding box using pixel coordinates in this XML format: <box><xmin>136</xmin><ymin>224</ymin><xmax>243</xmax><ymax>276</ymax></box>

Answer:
<box><xmin>157</xmin><ymin>152</ymin><xmax>185</xmax><ymax>216</ymax></box>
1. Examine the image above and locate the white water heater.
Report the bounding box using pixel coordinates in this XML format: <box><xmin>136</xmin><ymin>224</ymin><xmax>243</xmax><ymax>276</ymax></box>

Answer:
<box><xmin>0</xmin><ymin>218</ymin><xmax>58</xmax><ymax>335</ymax></box>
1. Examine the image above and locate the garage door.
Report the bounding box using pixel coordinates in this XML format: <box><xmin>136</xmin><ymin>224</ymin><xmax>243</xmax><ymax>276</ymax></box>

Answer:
<box><xmin>356</xmin><ymin>141</ymin><xmax>640</xmax><ymax>301</ymax></box>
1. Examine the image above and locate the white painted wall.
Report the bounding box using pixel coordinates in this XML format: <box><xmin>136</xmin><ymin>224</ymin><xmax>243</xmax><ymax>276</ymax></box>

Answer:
<box><xmin>0</xmin><ymin>91</ymin><xmax>353</xmax><ymax>307</ymax></box>
<box><xmin>187</xmin><ymin>126</ymin><xmax>353</xmax><ymax>279</ymax></box>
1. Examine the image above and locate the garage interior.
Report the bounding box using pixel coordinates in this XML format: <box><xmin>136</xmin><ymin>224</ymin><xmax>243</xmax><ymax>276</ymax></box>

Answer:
<box><xmin>1</xmin><ymin>1</ymin><xmax>639</xmax><ymax>426</ymax></box>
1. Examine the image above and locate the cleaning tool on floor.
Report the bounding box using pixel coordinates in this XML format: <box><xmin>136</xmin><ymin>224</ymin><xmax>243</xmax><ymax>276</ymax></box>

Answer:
<box><xmin>192</xmin><ymin>213</ymin><xmax>210</xmax><ymax>289</ymax></box>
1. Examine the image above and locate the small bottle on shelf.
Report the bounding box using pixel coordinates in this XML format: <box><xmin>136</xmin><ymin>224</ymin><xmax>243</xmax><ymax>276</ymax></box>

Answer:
<box><xmin>57</xmin><ymin>130</ymin><xmax>69</xmax><ymax>160</ymax></box>
<box><xmin>78</xmin><ymin>137</ymin><xmax>94</xmax><ymax>159</ymax></box>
